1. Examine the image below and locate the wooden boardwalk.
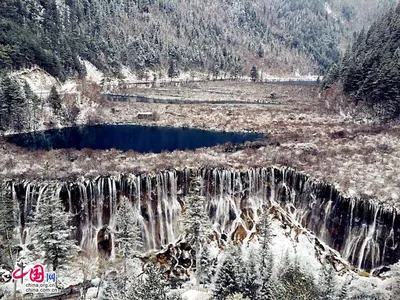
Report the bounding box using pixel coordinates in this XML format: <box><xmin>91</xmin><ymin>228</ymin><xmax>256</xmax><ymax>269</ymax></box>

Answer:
<box><xmin>102</xmin><ymin>93</ymin><xmax>282</xmax><ymax>105</ymax></box>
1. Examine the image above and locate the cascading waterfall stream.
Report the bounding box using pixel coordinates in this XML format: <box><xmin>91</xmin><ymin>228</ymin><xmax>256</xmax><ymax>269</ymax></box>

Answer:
<box><xmin>10</xmin><ymin>167</ymin><xmax>400</xmax><ymax>271</ymax></box>
<box><xmin>357</xmin><ymin>204</ymin><xmax>380</xmax><ymax>270</ymax></box>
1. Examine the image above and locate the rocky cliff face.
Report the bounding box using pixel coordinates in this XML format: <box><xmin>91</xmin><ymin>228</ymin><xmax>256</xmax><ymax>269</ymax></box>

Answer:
<box><xmin>11</xmin><ymin>167</ymin><xmax>400</xmax><ymax>271</ymax></box>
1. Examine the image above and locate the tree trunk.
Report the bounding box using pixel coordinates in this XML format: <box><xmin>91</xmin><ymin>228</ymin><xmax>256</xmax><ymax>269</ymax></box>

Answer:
<box><xmin>194</xmin><ymin>226</ymin><xmax>201</xmax><ymax>285</ymax></box>
<box><xmin>123</xmin><ymin>254</ymin><xmax>127</xmax><ymax>299</ymax></box>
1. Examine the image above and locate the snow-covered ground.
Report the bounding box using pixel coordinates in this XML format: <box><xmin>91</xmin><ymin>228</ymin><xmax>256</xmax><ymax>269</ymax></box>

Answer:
<box><xmin>83</xmin><ymin>60</ymin><xmax>104</xmax><ymax>85</ymax></box>
<box><xmin>11</xmin><ymin>67</ymin><xmax>58</xmax><ymax>96</ymax></box>
<box><xmin>157</xmin><ymin>216</ymin><xmax>395</xmax><ymax>300</ymax></box>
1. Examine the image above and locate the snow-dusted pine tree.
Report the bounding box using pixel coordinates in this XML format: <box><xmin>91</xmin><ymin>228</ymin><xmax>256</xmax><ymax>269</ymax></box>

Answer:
<box><xmin>0</xmin><ymin>76</ymin><xmax>27</xmax><ymax>131</ymax></box>
<box><xmin>112</xmin><ymin>196</ymin><xmax>143</xmax><ymax>298</ymax></box>
<box><xmin>320</xmin><ymin>264</ymin><xmax>338</xmax><ymax>300</ymax></box>
<box><xmin>129</xmin><ymin>263</ymin><xmax>169</xmax><ymax>300</ymax></box>
<box><xmin>198</xmin><ymin>244</ymin><xmax>215</xmax><ymax>285</ymax></box>
<box><xmin>242</xmin><ymin>247</ymin><xmax>261</xmax><ymax>300</ymax></box>
<box><xmin>23</xmin><ymin>81</ymin><xmax>40</xmax><ymax>131</ymax></box>
<box><xmin>48</xmin><ymin>85</ymin><xmax>62</xmax><ymax>116</ymax></box>
<box><xmin>338</xmin><ymin>279</ymin><xmax>349</xmax><ymax>300</ymax></box>
<box><xmin>102</xmin><ymin>273</ymin><xmax>125</xmax><ymax>300</ymax></box>
<box><xmin>0</xmin><ymin>181</ymin><xmax>18</xmax><ymax>267</ymax></box>
<box><xmin>279</xmin><ymin>253</ymin><xmax>320</xmax><ymax>300</ymax></box>
<box><xmin>257</xmin><ymin>210</ymin><xmax>275</xmax><ymax>300</ymax></box>
<box><xmin>115</xmin><ymin>197</ymin><xmax>143</xmax><ymax>274</ymax></box>
<box><xmin>213</xmin><ymin>243</ymin><xmax>244</xmax><ymax>299</ymax></box>
<box><xmin>182</xmin><ymin>175</ymin><xmax>213</xmax><ymax>283</ymax></box>
<box><xmin>32</xmin><ymin>186</ymin><xmax>79</xmax><ymax>271</ymax></box>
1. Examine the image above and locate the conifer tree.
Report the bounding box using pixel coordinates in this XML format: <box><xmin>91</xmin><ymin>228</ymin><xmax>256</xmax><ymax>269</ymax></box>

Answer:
<box><xmin>0</xmin><ymin>181</ymin><xmax>18</xmax><ymax>268</ymax></box>
<box><xmin>242</xmin><ymin>247</ymin><xmax>261</xmax><ymax>300</ymax></box>
<box><xmin>250</xmin><ymin>66</ymin><xmax>259</xmax><ymax>82</ymax></box>
<box><xmin>23</xmin><ymin>82</ymin><xmax>40</xmax><ymax>130</ymax></box>
<box><xmin>279</xmin><ymin>253</ymin><xmax>320</xmax><ymax>300</ymax></box>
<box><xmin>258</xmin><ymin>210</ymin><xmax>275</xmax><ymax>300</ymax></box>
<box><xmin>129</xmin><ymin>263</ymin><xmax>169</xmax><ymax>300</ymax></box>
<box><xmin>213</xmin><ymin>243</ymin><xmax>243</xmax><ymax>299</ymax></box>
<box><xmin>198</xmin><ymin>244</ymin><xmax>215</xmax><ymax>285</ymax></box>
<box><xmin>168</xmin><ymin>60</ymin><xmax>178</xmax><ymax>80</ymax></box>
<box><xmin>0</xmin><ymin>76</ymin><xmax>27</xmax><ymax>131</ymax></box>
<box><xmin>102</xmin><ymin>273</ymin><xmax>125</xmax><ymax>300</ymax></box>
<box><xmin>48</xmin><ymin>85</ymin><xmax>62</xmax><ymax>116</ymax></box>
<box><xmin>114</xmin><ymin>196</ymin><xmax>143</xmax><ymax>297</ymax></box>
<box><xmin>115</xmin><ymin>197</ymin><xmax>143</xmax><ymax>272</ymax></box>
<box><xmin>320</xmin><ymin>264</ymin><xmax>338</xmax><ymax>300</ymax></box>
<box><xmin>0</xmin><ymin>80</ymin><xmax>8</xmax><ymax>130</ymax></box>
<box><xmin>257</xmin><ymin>45</ymin><xmax>264</xmax><ymax>58</ymax></box>
<box><xmin>32</xmin><ymin>185</ymin><xmax>79</xmax><ymax>271</ymax></box>
<box><xmin>182</xmin><ymin>175</ymin><xmax>213</xmax><ymax>283</ymax></box>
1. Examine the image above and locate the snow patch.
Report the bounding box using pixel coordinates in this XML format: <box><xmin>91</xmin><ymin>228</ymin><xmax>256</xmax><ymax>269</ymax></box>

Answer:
<box><xmin>11</xmin><ymin>67</ymin><xmax>58</xmax><ymax>96</ymax></box>
<box><xmin>181</xmin><ymin>289</ymin><xmax>211</xmax><ymax>300</ymax></box>
<box><xmin>60</xmin><ymin>80</ymin><xmax>78</xmax><ymax>93</ymax></box>
<box><xmin>82</xmin><ymin>60</ymin><xmax>104</xmax><ymax>84</ymax></box>
<box><xmin>325</xmin><ymin>3</ymin><xmax>333</xmax><ymax>15</ymax></box>
<box><xmin>120</xmin><ymin>66</ymin><xmax>137</xmax><ymax>81</ymax></box>
<box><xmin>324</xmin><ymin>3</ymin><xmax>338</xmax><ymax>21</ymax></box>
<box><xmin>262</xmin><ymin>73</ymin><xmax>319</xmax><ymax>82</ymax></box>
<box><xmin>86</xmin><ymin>287</ymin><xmax>100</xmax><ymax>298</ymax></box>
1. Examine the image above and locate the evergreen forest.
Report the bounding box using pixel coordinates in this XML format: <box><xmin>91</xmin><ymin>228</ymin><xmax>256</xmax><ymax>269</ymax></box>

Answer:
<box><xmin>0</xmin><ymin>0</ymin><xmax>396</xmax><ymax>81</ymax></box>
<box><xmin>324</xmin><ymin>3</ymin><xmax>400</xmax><ymax>121</ymax></box>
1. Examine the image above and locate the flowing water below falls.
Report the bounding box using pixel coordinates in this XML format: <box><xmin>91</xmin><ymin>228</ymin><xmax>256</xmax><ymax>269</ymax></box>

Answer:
<box><xmin>11</xmin><ymin>167</ymin><xmax>400</xmax><ymax>271</ymax></box>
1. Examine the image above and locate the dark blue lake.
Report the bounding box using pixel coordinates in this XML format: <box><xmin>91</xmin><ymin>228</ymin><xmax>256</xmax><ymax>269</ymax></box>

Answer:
<box><xmin>6</xmin><ymin>125</ymin><xmax>264</xmax><ymax>153</ymax></box>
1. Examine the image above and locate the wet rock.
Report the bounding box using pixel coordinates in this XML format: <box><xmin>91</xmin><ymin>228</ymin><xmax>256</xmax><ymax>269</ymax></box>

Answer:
<box><xmin>240</xmin><ymin>208</ymin><xmax>255</xmax><ymax>230</ymax></box>
<box><xmin>179</xmin><ymin>242</ymin><xmax>191</xmax><ymax>251</ymax></box>
<box><xmin>157</xmin><ymin>253</ymin><xmax>168</xmax><ymax>264</ymax></box>
<box><xmin>232</xmin><ymin>224</ymin><xmax>248</xmax><ymax>244</ymax></box>
<box><xmin>0</xmin><ymin>265</ymin><xmax>12</xmax><ymax>283</ymax></box>
<box><xmin>97</xmin><ymin>226</ymin><xmax>112</xmax><ymax>258</ymax></box>
<box><xmin>358</xmin><ymin>270</ymin><xmax>371</xmax><ymax>277</ymax></box>
<box><xmin>248</xmin><ymin>232</ymin><xmax>258</xmax><ymax>243</ymax></box>
<box><xmin>372</xmin><ymin>266</ymin><xmax>391</xmax><ymax>278</ymax></box>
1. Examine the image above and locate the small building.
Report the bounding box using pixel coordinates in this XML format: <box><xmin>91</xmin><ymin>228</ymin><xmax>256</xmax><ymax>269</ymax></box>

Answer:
<box><xmin>137</xmin><ymin>112</ymin><xmax>159</xmax><ymax>121</ymax></box>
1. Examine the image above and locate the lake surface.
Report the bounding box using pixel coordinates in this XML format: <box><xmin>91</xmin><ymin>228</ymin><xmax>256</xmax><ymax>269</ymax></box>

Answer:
<box><xmin>6</xmin><ymin>124</ymin><xmax>264</xmax><ymax>153</ymax></box>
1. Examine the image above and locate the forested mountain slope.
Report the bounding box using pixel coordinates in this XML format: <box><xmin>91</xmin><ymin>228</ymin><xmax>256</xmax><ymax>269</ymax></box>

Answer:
<box><xmin>324</xmin><ymin>4</ymin><xmax>400</xmax><ymax>121</ymax></box>
<box><xmin>0</xmin><ymin>0</ymin><xmax>397</xmax><ymax>80</ymax></box>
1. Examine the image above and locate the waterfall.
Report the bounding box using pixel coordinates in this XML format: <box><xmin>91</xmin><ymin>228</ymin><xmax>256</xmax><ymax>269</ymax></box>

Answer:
<box><xmin>357</xmin><ymin>204</ymin><xmax>379</xmax><ymax>270</ymax></box>
<box><xmin>11</xmin><ymin>167</ymin><xmax>400</xmax><ymax>271</ymax></box>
